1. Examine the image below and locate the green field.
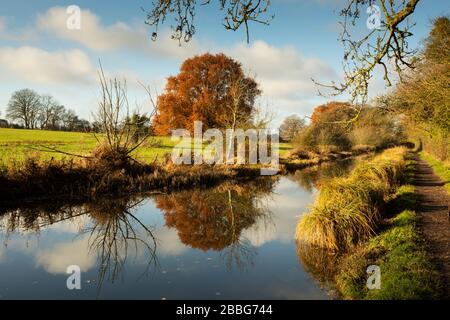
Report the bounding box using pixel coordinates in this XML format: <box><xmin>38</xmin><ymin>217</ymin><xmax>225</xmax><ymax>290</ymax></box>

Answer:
<box><xmin>0</xmin><ymin>128</ymin><xmax>292</xmax><ymax>165</ymax></box>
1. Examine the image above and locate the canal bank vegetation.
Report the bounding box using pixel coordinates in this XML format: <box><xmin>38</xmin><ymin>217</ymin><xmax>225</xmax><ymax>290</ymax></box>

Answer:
<box><xmin>292</xmin><ymin>103</ymin><xmax>406</xmax><ymax>155</ymax></box>
<box><xmin>296</xmin><ymin>152</ymin><xmax>445</xmax><ymax>299</ymax></box>
<box><xmin>0</xmin><ymin>52</ymin><xmax>409</xmax><ymax>201</ymax></box>
<box><xmin>296</xmin><ymin>147</ymin><xmax>408</xmax><ymax>251</ymax></box>
<box><xmin>377</xmin><ymin>17</ymin><xmax>449</xmax><ymax>164</ymax></box>
<box><xmin>335</xmin><ymin>160</ymin><xmax>444</xmax><ymax>299</ymax></box>
<box><xmin>283</xmin><ymin>101</ymin><xmax>407</xmax><ymax>172</ymax></box>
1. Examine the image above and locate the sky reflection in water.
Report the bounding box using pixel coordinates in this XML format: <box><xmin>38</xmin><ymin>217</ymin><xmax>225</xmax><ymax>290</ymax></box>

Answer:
<box><xmin>0</xmin><ymin>160</ymin><xmax>356</xmax><ymax>299</ymax></box>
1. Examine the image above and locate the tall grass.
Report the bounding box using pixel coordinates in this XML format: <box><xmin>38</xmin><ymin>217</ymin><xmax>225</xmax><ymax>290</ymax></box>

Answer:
<box><xmin>295</xmin><ymin>147</ymin><xmax>408</xmax><ymax>251</ymax></box>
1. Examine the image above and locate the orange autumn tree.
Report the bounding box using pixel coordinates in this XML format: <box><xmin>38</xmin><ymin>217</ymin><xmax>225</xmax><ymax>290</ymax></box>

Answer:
<box><xmin>310</xmin><ymin>101</ymin><xmax>352</xmax><ymax>124</ymax></box>
<box><xmin>153</xmin><ymin>53</ymin><xmax>261</xmax><ymax>135</ymax></box>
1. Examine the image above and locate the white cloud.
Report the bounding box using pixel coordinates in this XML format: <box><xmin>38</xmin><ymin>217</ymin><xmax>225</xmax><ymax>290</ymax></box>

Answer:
<box><xmin>155</xmin><ymin>228</ymin><xmax>188</xmax><ymax>256</ymax></box>
<box><xmin>37</xmin><ymin>7</ymin><xmax>200</xmax><ymax>60</ymax></box>
<box><xmin>224</xmin><ymin>41</ymin><xmax>338</xmax><ymax>118</ymax></box>
<box><xmin>0</xmin><ymin>46</ymin><xmax>95</xmax><ymax>85</ymax></box>
<box><xmin>228</xmin><ymin>41</ymin><xmax>337</xmax><ymax>97</ymax></box>
<box><xmin>0</xmin><ymin>7</ymin><xmax>341</xmax><ymax>121</ymax></box>
<box><xmin>242</xmin><ymin>178</ymin><xmax>314</xmax><ymax>247</ymax></box>
<box><xmin>35</xmin><ymin>235</ymin><xmax>96</xmax><ymax>274</ymax></box>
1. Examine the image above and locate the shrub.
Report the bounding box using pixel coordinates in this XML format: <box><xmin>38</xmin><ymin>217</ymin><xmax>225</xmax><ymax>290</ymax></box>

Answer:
<box><xmin>294</xmin><ymin>123</ymin><xmax>352</xmax><ymax>153</ymax></box>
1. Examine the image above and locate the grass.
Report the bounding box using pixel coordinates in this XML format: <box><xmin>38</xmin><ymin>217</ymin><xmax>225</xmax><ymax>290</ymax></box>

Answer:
<box><xmin>0</xmin><ymin>128</ymin><xmax>292</xmax><ymax>201</ymax></box>
<box><xmin>0</xmin><ymin>128</ymin><xmax>180</xmax><ymax>165</ymax></box>
<box><xmin>335</xmin><ymin>163</ymin><xmax>444</xmax><ymax>299</ymax></box>
<box><xmin>419</xmin><ymin>151</ymin><xmax>450</xmax><ymax>195</ymax></box>
<box><xmin>0</xmin><ymin>128</ymin><xmax>293</xmax><ymax>166</ymax></box>
<box><xmin>295</xmin><ymin>147</ymin><xmax>408</xmax><ymax>251</ymax></box>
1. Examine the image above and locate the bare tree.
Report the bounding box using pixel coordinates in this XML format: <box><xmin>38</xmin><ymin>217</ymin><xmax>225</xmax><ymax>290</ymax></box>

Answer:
<box><xmin>61</xmin><ymin>109</ymin><xmax>79</xmax><ymax>131</ymax></box>
<box><xmin>315</xmin><ymin>0</ymin><xmax>420</xmax><ymax>118</ymax></box>
<box><xmin>225</xmin><ymin>72</ymin><xmax>260</xmax><ymax>130</ymax></box>
<box><xmin>144</xmin><ymin>0</ymin><xmax>273</xmax><ymax>44</ymax></box>
<box><xmin>279</xmin><ymin>115</ymin><xmax>305</xmax><ymax>142</ymax></box>
<box><xmin>83</xmin><ymin>199</ymin><xmax>158</xmax><ymax>292</ymax></box>
<box><xmin>38</xmin><ymin>95</ymin><xmax>65</xmax><ymax>130</ymax></box>
<box><xmin>93</xmin><ymin>64</ymin><xmax>157</xmax><ymax>166</ymax></box>
<box><xmin>6</xmin><ymin>89</ymin><xmax>42</xmax><ymax>129</ymax></box>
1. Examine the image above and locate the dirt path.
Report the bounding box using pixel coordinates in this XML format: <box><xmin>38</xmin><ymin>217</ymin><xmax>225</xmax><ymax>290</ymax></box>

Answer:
<box><xmin>413</xmin><ymin>156</ymin><xmax>450</xmax><ymax>297</ymax></box>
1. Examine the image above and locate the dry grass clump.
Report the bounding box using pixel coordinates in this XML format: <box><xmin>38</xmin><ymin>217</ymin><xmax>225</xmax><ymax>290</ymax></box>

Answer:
<box><xmin>295</xmin><ymin>147</ymin><xmax>408</xmax><ymax>251</ymax></box>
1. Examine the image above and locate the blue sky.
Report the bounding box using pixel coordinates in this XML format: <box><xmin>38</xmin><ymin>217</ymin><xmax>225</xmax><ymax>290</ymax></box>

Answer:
<box><xmin>0</xmin><ymin>0</ymin><xmax>448</xmax><ymax>126</ymax></box>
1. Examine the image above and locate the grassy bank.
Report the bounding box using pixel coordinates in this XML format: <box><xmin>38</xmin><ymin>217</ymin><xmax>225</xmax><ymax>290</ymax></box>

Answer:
<box><xmin>0</xmin><ymin>156</ymin><xmax>272</xmax><ymax>203</ymax></box>
<box><xmin>335</xmin><ymin>159</ymin><xmax>444</xmax><ymax>299</ymax></box>
<box><xmin>0</xmin><ymin>128</ymin><xmax>395</xmax><ymax>202</ymax></box>
<box><xmin>0</xmin><ymin>127</ymin><xmax>294</xmax><ymax>165</ymax></box>
<box><xmin>296</xmin><ymin>147</ymin><xmax>408</xmax><ymax>251</ymax></box>
<box><xmin>419</xmin><ymin>151</ymin><xmax>450</xmax><ymax>195</ymax></box>
<box><xmin>0</xmin><ymin>128</ymin><xmax>187</xmax><ymax>165</ymax></box>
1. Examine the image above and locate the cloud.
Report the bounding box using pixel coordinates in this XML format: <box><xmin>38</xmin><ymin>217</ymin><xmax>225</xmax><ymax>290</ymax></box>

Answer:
<box><xmin>0</xmin><ymin>6</ymin><xmax>340</xmax><ymax>121</ymax></box>
<box><xmin>35</xmin><ymin>235</ymin><xmax>96</xmax><ymax>274</ymax></box>
<box><xmin>37</xmin><ymin>7</ymin><xmax>200</xmax><ymax>60</ymax></box>
<box><xmin>0</xmin><ymin>46</ymin><xmax>95</xmax><ymax>85</ymax></box>
<box><xmin>154</xmin><ymin>228</ymin><xmax>188</xmax><ymax>256</ymax></box>
<box><xmin>34</xmin><ymin>7</ymin><xmax>339</xmax><ymax>118</ymax></box>
<box><xmin>224</xmin><ymin>41</ymin><xmax>339</xmax><ymax>118</ymax></box>
<box><xmin>229</xmin><ymin>41</ymin><xmax>337</xmax><ymax>97</ymax></box>
<box><xmin>242</xmin><ymin>179</ymin><xmax>314</xmax><ymax>247</ymax></box>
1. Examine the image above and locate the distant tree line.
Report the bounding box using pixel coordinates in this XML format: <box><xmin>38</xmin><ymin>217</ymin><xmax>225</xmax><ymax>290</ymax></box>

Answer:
<box><xmin>3</xmin><ymin>89</ymin><xmax>90</xmax><ymax>132</ymax></box>
<box><xmin>2</xmin><ymin>88</ymin><xmax>152</xmax><ymax>135</ymax></box>
<box><xmin>290</xmin><ymin>101</ymin><xmax>405</xmax><ymax>153</ymax></box>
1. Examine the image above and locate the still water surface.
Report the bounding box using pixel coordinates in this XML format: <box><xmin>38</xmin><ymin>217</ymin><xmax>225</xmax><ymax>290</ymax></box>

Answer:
<box><xmin>0</xmin><ymin>160</ymin><xmax>355</xmax><ymax>299</ymax></box>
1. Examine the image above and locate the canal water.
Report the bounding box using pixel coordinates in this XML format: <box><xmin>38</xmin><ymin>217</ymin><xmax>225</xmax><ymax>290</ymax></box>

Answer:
<box><xmin>0</xmin><ymin>160</ymin><xmax>356</xmax><ymax>299</ymax></box>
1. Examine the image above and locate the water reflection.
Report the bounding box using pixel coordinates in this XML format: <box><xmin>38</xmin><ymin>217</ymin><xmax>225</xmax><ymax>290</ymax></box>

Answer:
<box><xmin>287</xmin><ymin>158</ymin><xmax>359</xmax><ymax>192</ymax></box>
<box><xmin>0</xmin><ymin>178</ymin><xmax>278</xmax><ymax>294</ymax></box>
<box><xmin>1</xmin><ymin>198</ymin><xmax>159</xmax><ymax>292</ymax></box>
<box><xmin>155</xmin><ymin>179</ymin><xmax>275</xmax><ymax>269</ymax></box>
<box><xmin>81</xmin><ymin>199</ymin><xmax>158</xmax><ymax>288</ymax></box>
<box><xmin>296</xmin><ymin>242</ymin><xmax>339</xmax><ymax>293</ymax></box>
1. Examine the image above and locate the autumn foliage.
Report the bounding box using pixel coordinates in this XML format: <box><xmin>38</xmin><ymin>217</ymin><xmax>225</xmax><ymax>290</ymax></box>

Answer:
<box><xmin>153</xmin><ymin>53</ymin><xmax>260</xmax><ymax>135</ymax></box>
<box><xmin>310</xmin><ymin>101</ymin><xmax>351</xmax><ymax>124</ymax></box>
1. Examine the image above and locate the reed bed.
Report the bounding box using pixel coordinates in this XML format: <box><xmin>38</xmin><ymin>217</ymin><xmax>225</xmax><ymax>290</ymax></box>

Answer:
<box><xmin>295</xmin><ymin>147</ymin><xmax>408</xmax><ymax>251</ymax></box>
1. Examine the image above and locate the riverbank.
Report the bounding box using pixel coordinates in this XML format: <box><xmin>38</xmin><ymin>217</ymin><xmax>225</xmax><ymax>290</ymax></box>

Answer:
<box><xmin>336</xmin><ymin>159</ymin><xmax>444</xmax><ymax>299</ymax></box>
<box><xmin>296</xmin><ymin>147</ymin><xmax>409</xmax><ymax>250</ymax></box>
<box><xmin>0</xmin><ymin>141</ymin><xmax>387</xmax><ymax>203</ymax></box>
<box><xmin>295</xmin><ymin>150</ymin><xmax>445</xmax><ymax>299</ymax></box>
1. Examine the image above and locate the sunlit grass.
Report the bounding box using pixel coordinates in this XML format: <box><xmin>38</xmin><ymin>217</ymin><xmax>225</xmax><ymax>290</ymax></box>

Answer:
<box><xmin>336</xmin><ymin>181</ymin><xmax>444</xmax><ymax>300</ymax></box>
<box><xmin>420</xmin><ymin>151</ymin><xmax>450</xmax><ymax>195</ymax></box>
<box><xmin>296</xmin><ymin>147</ymin><xmax>408</xmax><ymax>251</ymax></box>
<box><xmin>0</xmin><ymin>128</ymin><xmax>293</xmax><ymax>166</ymax></box>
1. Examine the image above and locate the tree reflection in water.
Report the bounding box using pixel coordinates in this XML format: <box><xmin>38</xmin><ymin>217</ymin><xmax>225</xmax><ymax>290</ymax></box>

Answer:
<box><xmin>0</xmin><ymin>177</ymin><xmax>276</xmax><ymax>286</ymax></box>
<box><xmin>154</xmin><ymin>178</ymin><xmax>276</xmax><ymax>270</ymax></box>
<box><xmin>0</xmin><ymin>197</ymin><xmax>159</xmax><ymax>292</ymax></box>
<box><xmin>80</xmin><ymin>199</ymin><xmax>159</xmax><ymax>289</ymax></box>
